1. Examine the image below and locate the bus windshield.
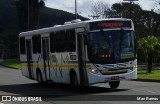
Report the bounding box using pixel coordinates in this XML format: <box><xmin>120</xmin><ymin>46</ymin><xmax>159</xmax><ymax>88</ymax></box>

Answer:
<box><xmin>87</xmin><ymin>30</ymin><xmax>136</xmax><ymax>64</ymax></box>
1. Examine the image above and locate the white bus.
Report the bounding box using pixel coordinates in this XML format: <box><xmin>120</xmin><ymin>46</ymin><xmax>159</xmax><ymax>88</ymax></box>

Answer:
<box><xmin>19</xmin><ymin>18</ymin><xmax>137</xmax><ymax>88</ymax></box>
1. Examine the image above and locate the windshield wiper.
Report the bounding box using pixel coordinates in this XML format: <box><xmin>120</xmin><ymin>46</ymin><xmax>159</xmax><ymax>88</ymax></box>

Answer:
<box><xmin>120</xmin><ymin>28</ymin><xmax>124</xmax><ymax>50</ymax></box>
<box><xmin>100</xmin><ymin>29</ymin><xmax>112</xmax><ymax>54</ymax></box>
<box><xmin>100</xmin><ymin>29</ymin><xmax>108</xmax><ymax>42</ymax></box>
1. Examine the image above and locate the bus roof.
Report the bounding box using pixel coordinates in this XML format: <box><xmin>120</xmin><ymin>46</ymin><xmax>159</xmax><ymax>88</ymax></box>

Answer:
<box><xmin>19</xmin><ymin>18</ymin><xmax>132</xmax><ymax>37</ymax></box>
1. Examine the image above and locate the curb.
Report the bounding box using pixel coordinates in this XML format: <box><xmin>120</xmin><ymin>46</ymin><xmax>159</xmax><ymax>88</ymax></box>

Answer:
<box><xmin>132</xmin><ymin>79</ymin><xmax>160</xmax><ymax>83</ymax></box>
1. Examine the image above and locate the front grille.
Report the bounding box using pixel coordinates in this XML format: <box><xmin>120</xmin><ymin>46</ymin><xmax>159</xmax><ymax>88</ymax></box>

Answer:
<box><xmin>101</xmin><ymin>70</ymin><xmax>128</xmax><ymax>75</ymax></box>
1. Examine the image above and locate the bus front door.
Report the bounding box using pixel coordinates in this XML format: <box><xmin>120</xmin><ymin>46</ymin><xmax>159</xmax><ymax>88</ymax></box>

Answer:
<box><xmin>77</xmin><ymin>32</ymin><xmax>88</xmax><ymax>85</ymax></box>
<box><xmin>42</xmin><ymin>37</ymin><xmax>51</xmax><ymax>81</ymax></box>
<box><xmin>26</xmin><ymin>39</ymin><xmax>33</xmax><ymax>79</ymax></box>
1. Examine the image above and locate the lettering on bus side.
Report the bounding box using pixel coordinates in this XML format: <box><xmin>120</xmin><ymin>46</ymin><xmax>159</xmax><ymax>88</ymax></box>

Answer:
<box><xmin>51</xmin><ymin>54</ymin><xmax>58</xmax><ymax>77</ymax></box>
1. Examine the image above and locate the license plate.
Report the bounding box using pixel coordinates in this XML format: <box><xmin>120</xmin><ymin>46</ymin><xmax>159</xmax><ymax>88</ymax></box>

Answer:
<box><xmin>111</xmin><ymin>76</ymin><xmax>119</xmax><ymax>80</ymax></box>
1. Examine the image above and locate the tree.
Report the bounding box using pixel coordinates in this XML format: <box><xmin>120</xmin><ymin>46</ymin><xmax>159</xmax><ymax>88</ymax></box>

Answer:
<box><xmin>139</xmin><ymin>10</ymin><xmax>160</xmax><ymax>36</ymax></box>
<box><xmin>15</xmin><ymin>0</ymin><xmax>45</xmax><ymax>31</ymax></box>
<box><xmin>112</xmin><ymin>2</ymin><xmax>160</xmax><ymax>38</ymax></box>
<box><xmin>112</xmin><ymin>2</ymin><xmax>142</xmax><ymax>19</ymax></box>
<box><xmin>138</xmin><ymin>36</ymin><xmax>160</xmax><ymax>73</ymax></box>
<box><xmin>90</xmin><ymin>1</ymin><xmax>110</xmax><ymax>19</ymax></box>
<box><xmin>154</xmin><ymin>0</ymin><xmax>160</xmax><ymax>35</ymax></box>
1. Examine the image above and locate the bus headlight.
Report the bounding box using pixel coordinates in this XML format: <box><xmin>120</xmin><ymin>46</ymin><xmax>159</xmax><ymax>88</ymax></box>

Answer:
<box><xmin>131</xmin><ymin>64</ymin><xmax>137</xmax><ymax>70</ymax></box>
<box><xmin>89</xmin><ymin>68</ymin><xmax>99</xmax><ymax>74</ymax></box>
<box><xmin>133</xmin><ymin>64</ymin><xmax>136</xmax><ymax>69</ymax></box>
<box><xmin>91</xmin><ymin>69</ymin><xmax>96</xmax><ymax>73</ymax></box>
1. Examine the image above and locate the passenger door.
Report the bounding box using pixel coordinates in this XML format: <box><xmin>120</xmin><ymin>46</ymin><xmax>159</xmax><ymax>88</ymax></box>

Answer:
<box><xmin>42</xmin><ymin>36</ymin><xmax>51</xmax><ymax>81</ymax></box>
<box><xmin>26</xmin><ymin>39</ymin><xmax>33</xmax><ymax>79</ymax></box>
<box><xmin>76</xmin><ymin>28</ymin><xmax>88</xmax><ymax>85</ymax></box>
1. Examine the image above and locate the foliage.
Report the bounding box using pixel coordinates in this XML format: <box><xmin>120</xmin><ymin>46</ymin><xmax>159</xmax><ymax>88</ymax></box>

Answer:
<box><xmin>138</xmin><ymin>36</ymin><xmax>160</xmax><ymax>73</ymax></box>
<box><xmin>138</xmin><ymin>36</ymin><xmax>159</xmax><ymax>54</ymax></box>
<box><xmin>15</xmin><ymin>0</ymin><xmax>45</xmax><ymax>31</ymax></box>
<box><xmin>112</xmin><ymin>2</ymin><xmax>142</xmax><ymax>19</ymax></box>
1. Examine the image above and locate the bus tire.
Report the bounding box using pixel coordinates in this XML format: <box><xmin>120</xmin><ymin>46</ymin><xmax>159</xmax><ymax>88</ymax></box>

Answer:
<box><xmin>109</xmin><ymin>81</ymin><xmax>120</xmax><ymax>89</ymax></box>
<box><xmin>70</xmin><ymin>72</ymin><xmax>79</xmax><ymax>88</ymax></box>
<box><xmin>37</xmin><ymin>70</ymin><xmax>43</xmax><ymax>85</ymax></box>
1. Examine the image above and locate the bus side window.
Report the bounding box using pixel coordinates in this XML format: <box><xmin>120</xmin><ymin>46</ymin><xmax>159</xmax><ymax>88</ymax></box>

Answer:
<box><xmin>66</xmin><ymin>29</ymin><xmax>76</xmax><ymax>52</ymax></box>
<box><xmin>50</xmin><ymin>32</ymin><xmax>56</xmax><ymax>53</ymax></box>
<box><xmin>50</xmin><ymin>30</ymin><xmax>76</xmax><ymax>53</ymax></box>
<box><xmin>32</xmin><ymin>35</ymin><xmax>41</xmax><ymax>54</ymax></box>
<box><xmin>20</xmin><ymin>37</ymin><xmax>26</xmax><ymax>54</ymax></box>
<box><xmin>56</xmin><ymin>31</ymin><xmax>66</xmax><ymax>52</ymax></box>
<box><xmin>37</xmin><ymin>35</ymin><xmax>41</xmax><ymax>53</ymax></box>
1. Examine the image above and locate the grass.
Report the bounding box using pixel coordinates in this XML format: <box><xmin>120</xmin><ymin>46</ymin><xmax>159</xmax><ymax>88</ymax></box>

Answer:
<box><xmin>0</xmin><ymin>59</ymin><xmax>21</xmax><ymax>69</ymax></box>
<box><xmin>137</xmin><ymin>69</ymin><xmax>160</xmax><ymax>80</ymax></box>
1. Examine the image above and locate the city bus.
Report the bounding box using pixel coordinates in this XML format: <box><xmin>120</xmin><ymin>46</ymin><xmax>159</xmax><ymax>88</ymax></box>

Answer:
<box><xmin>19</xmin><ymin>18</ymin><xmax>137</xmax><ymax>89</ymax></box>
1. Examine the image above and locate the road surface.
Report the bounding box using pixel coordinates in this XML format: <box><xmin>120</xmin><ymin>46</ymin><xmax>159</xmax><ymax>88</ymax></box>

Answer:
<box><xmin>0</xmin><ymin>66</ymin><xmax>159</xmax><ymax>104</ymax></box>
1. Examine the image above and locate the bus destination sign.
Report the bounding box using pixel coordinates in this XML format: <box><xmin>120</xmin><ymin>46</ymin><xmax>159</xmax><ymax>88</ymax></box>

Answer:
<box><xmin>90</xmin><ymin>21</ymin><xmax>131</xmax><ymax>31</ymax></box>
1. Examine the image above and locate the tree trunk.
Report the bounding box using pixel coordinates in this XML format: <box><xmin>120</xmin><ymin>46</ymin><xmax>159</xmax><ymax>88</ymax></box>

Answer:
<box><xmin>147</xmin><ymin>52</ymin><xmax>152</xmax><ymax>73</ymax></box>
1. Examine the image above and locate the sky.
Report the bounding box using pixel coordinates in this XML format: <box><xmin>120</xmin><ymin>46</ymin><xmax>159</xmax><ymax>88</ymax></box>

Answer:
<box><xmin>45</xmin><ymin>0</ymin><xmax>157</xmax><ymax>18</ymax></box>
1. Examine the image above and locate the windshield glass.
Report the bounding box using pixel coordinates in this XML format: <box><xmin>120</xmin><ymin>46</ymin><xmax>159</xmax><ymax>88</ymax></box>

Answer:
<box><xmin>87</xmin><ymin>30</ymin><xmax>135</xmax><ymax>64</ymax></box>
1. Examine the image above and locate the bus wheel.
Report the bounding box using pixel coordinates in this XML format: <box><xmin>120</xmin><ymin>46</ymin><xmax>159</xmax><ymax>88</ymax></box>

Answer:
<box><xmin>109</xmin><ymin>81</ymin><xmax>120</xmax><ymax>89</ymax></box>
<box><xmin>70</xmin><ymin>73</ymin><xmax>79</xmax><ymax>88</ymax></box>
<box><xmin>37</xmin><ymin>71</ymin><xmax>43</xmax><ymax>85</ymax></box>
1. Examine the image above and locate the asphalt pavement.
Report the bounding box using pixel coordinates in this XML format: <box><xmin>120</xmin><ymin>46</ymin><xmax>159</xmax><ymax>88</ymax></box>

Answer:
<box><xmin>0</xmin><ymin>65</ymin><xmax>160</xmax><ymax>104</ymax></box>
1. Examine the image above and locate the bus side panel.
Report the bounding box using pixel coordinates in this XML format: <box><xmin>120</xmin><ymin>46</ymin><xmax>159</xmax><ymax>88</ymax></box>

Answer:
<box><xmin>49</xmin><ymin>53</ymin><xmax>63</xmax><ymax>83</ymax></box>
<box><xmin>20</xmin><ymin>54</ymin><xmax>30</xmax><ymax>78</ymax></box>
<box><xmin>61</xmin><ymin>53</ymin><xmax>71</xmax><ymax>84</ymax></box>
<box><xmin>49</xmin><ymin>52</ymin><xmax>79</xmax><ymax>84</ymax></box>
<box><xmin>32</xmin><ymin>53</ymin><xmax>41</xmax><ymax>80</ymax></box>
<box><xmin>61</xmin><ymin>52</ymin><xmax>80</xmax><ymax>84</ymax></box>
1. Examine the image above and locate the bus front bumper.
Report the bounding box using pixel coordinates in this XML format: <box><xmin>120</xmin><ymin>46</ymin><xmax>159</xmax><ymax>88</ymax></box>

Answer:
<box><xmin>88</xmin><ymin>68</ymin><xmax>137</xmax><ymax>84</ymax></box>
